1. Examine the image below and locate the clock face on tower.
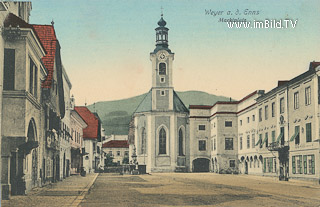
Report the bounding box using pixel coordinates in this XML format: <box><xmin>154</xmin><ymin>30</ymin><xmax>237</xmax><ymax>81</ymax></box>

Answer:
<box><xmin>158</xmin><ymin>52</ymin><xmax>167</xmax><ymax>61</ymax></box>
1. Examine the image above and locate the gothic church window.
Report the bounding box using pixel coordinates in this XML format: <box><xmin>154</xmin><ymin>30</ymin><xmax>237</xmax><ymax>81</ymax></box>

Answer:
<box><xmin>179</xmin><ymin>128</ymin><xmax>184</xmax><ymax>156</ymax></box>
<box><xmin>159</xmin><ymin>128</ymin><xmax>166</xmax><ymax>154</ymax></box>
<box><xmin>159</xmin><ymin>63</ymin><xmax>166</xmax><ymax>75</ymax></box>
<box><xmin>141</xmin><ymin>128</ymin><xmax>146</xmax><ymax>154</ymax></box>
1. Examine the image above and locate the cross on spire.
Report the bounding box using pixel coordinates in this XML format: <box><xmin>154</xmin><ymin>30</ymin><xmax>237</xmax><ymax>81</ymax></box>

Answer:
<box><xmin>161</xmin><ymin>6</ymin><xmax>163</xmax><ymax>17</ymax></box>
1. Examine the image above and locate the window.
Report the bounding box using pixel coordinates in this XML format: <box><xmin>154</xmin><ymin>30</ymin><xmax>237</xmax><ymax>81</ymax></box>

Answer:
<box><xmin>265</xmin><ymin>105</ymin><xmax>268</xmax><ymax>120</ymax></box>
<box><xmin>109</xmin><ymin>151</ymin><xmax>112</xmax><ymax>156</ymax></box>
<box><xmin>294</xmin><ymin>92</ymin><xmax>299</xmax><ymax>109</ymax></box>
<box><xmin>305</xmin><ymin>87</ymin><xmax>311</xmax><ymax>106</ymax></box>
<box><xmin>309</xmin><ymin>155</ymin><xmax>315</xmax><ymax>174</ymax></box>
<box><xmin>252</xmin><ymin>115</ymin><xmax>255</xmax><ymax>121</ymax></box>
<box><xmin>271</xmin><ymin>102</ymin><xmax>275</xmax><ymax>117</ymax></box>
<box><xmin>239</xmin><ymin>137</ymin><xmax>242</xmax><ymax>150</ymax></box>
<box><xmin>229</xmin><ymin>160</ymin><xmax>235</xmax><ymax>168</ymax></box>
<box><xmin>240</xmin><ymin>120</ymin><xmax>242</xmax><ymax>126</ymax></box>
<box><xmin>214</xmin><ymin>139</ymin><xmax>216</xmax><ymax>150</ymax></box>
<box><xmin>252</xmin><ymin>134</ymin><xmax>255</xmax><ymax>148</ymax></box>
<box><xmin>225</xmin><ymin>121</ymin><xmax>232</xmax><ymax>127</ymax></box>
<box><xmin>259</xmin><ymin>134</ymin><xmax>263</xmax><ymax>148</ymax></box>
<box><xmin>280</xmin><ymin>98</ymin><xmax>285</xmax><ymax>114</ymax></box>
<box><xmin>268</xmin><ymin>158</ymin><xmax>273</xmax><ymax>173</ymax></box>
<box><xmin>263</xmin><ymin>158</ymin><xmax>266</xmax><ymax>173</ymax></box>
<box><xmin>141</xmin><ymin>128</ymin><xmax>146</xmax><ymax>154</ymax></box>
<box><xmin>303</xmin><ymin>155</ymin><xmax>307</xmax><ymax>174</ymax></box>
<box><xmin>225</xmin><ymin>138</ymin><xmax>233</xmax><ymax>150</ymax></box>
<box><xmin>247</xmin><ymin>135</ymin><xmax>250</xmax><ymax>149</ymax></box>
<box><xmin>198</xmin><ymin>140</ymin><xmax>206</xmax><ymax>151</ymax></box>
<box><xmin>259</xmin><ymin>108</ymin><xmax>262</xmax><ymax>122</ymax></box>
<box><xmin>159</xmin><ymin>63</ymin><xmax>166</xmax><ymax>75</ymax></box>
<box><xmin>198</xmin><ymin>125</ymin><xmax>205</xmax><ymax>130</ymax></box>
<box><xmin>3</xmin><ymin>49</ymin><xmax>15</xmax><ymax>90</ymax></box>
<box><xmin>295</xmin><ymin>126</ymin><xmax>300</xmax><ymax>145</ymax></box>
<box><xmin>93</xmin><ymin>143</ymin><xmax>96</xmax><ymax>152</ymax></box>
<box><xmin>247</xmin><ymin>117</ymin><xmax>249</xmax><ymax>123</ymax></box>
<box><xmin>160</xmin><ymin>77</ymin><xmax>165</xmax><ymax>83</ymax></box>
<box><xmin>306</xmin><ymin>123</ymin><xmax>312</xmax><ymax>142</ymax></box>
<box><xmin>29</xmin><ymin>58</ymin><xmax>38</xmax><ymax>97</ymax></box>
<box><xmin>272</xmin><ymin>130</ymin><xmax>275</xmax><ymax>143</ymax></box>
<box><xmin>117</xmin><ymin>151</ymin><xmax>120</xmax><ymax>156</ymax></box>
<box><xmin>159</xmin><ymin>128</ymin><xmax>166</xmax><ymax>154</ymax></box>
<box><xmin>161</xmin><ymin>90</ymin><xmax>165</xmax><ymax>96</ymax></box>
<box><xmin>297</xmin><ymin>155</ymin><xmax>302</xmax><ymax>174</ymax></box>
<box><xmin>124</xmin><ymin>151</ymin><xmax>129</xmax><ymax>157</ymax></box>
<box><xmin>265</xmin><ymin>132</ymin><xmax>268</xmax><ymax>147</ymax></box>
<box><xmin>178</xmin><ymin>128</ymin><xmax>184</xmax><ymax>156</ymax></box>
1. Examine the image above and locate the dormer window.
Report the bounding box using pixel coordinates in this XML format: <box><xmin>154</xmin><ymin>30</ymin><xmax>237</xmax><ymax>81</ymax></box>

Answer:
<box><xmin>159</xmin><ymin>63</ymin><xmax>166</xmax><ymax>75</ymax></box>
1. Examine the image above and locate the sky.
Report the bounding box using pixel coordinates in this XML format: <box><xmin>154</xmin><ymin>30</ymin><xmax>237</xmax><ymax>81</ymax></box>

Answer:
<box><xmin>29</xmin><ymin>0</ymin><xmax>320</xmax><ymax>105</ymax></box>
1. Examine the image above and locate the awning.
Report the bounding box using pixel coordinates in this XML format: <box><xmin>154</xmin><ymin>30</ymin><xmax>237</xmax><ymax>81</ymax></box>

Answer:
<box><xmin>289</xmin><ymin>131</ymin><xmax>299</xmax><ymax>142</ymax></box>
<box><xmin>261</xmin><ymin>136</ymin><xmax>268</xmax><ymax>145</ymax></box>
<box><xmin>255</xmin><ymin>137</ymin><xmax>262</xmax><ymax>146</ymax></box>
<box><xmin>276</xmin><ymin>132</ymin><xmax>283</xmax><ymax>143</ymax></box>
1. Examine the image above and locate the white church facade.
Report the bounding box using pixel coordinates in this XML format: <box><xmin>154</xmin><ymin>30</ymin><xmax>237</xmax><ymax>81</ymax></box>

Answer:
<box><xmin>132</xmin><ymin>15</ymin><xmax>189</xmax><ymax>173</ymax></box>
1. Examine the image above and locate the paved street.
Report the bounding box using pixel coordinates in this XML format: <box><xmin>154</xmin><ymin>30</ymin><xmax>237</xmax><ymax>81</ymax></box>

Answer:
<box><xmin>80</xmin><ymin>173</ymin><xmax>320</xmax><ymax>207</ymax></box>
<box><xmin>1</xmin><ymin>173</ymin><xmax>98</xmax><ymax>207</ymax></box>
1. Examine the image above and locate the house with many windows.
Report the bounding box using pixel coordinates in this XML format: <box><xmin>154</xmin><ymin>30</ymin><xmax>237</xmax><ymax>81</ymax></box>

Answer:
<box><xmin>102</xmin><ymin>140</ymin><xmax>129</xmax><ymax>165</ymax></box>
<box><xmin>237</xmin><ymin>91</ymin><xmax>264</xmax><ymax>175</ymax></box>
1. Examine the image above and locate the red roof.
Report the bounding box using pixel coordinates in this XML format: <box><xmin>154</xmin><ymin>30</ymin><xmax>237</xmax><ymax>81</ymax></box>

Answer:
<box><xmin>74</xmin><ymin>106</ymin><xmax>99</xmax><ymax>140</ymax></box>
<box><xmin>32</xmin><ymin>24</ymin><xmax>57</xmax><ymax>88</ymax></box>
<box><xmin>102</xmin><ymin>140</ymin><xmax>129</xmax><ymax>148</ymax></box>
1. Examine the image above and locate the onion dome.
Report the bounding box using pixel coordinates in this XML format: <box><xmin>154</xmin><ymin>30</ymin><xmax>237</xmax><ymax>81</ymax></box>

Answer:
<box><xmin>157</xmin><ymin>17</ymin><xmax>166</xmax><ymax>27</ymax></box>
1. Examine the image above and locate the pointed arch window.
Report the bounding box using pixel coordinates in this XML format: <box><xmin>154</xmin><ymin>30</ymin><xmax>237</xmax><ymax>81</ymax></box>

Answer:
<box><xmin>179</xmin><ymin>128</ymin><xmax>184</xmax><ymax>156</ymax></box>
<box><xmin>159</xmin><ymin>128</ymin><xmax>166</xmax><ymax>154</ymax></box>
<box><xmin>159</xmin><ymin>63</ymin><xmax>166</xmax><ymax>75</ymax></box>
<box><xmin>141</xmin><ymin>128</ymin><xmax>146</xmax><ymax>154</ymax></box>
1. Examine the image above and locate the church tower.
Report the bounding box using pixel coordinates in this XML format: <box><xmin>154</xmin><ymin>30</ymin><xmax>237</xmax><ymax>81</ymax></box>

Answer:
<box><xmin>150</xmin><ymin>14</ymin><xmax>174</xmax><ymax>111</ymax></box>
<box><xmin>133</xmin><ymin>13</ymin><xmax>189</xmax><ymax>173</ymax></box>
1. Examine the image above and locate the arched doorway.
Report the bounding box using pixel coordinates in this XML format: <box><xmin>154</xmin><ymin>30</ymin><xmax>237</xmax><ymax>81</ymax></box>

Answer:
<box><xmin>27</xmin><ymin>120</ymin><xmax>38</xmax><ymax>187</ymax></box>
<box><xmin>193</xmin><ymin>158</ymin><xmax>210</xmax><ymax>172</ymax></box>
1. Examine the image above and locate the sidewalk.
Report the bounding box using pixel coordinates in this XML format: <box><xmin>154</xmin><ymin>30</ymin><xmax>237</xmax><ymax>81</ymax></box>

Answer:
<box><xmin>1</xmin><ymin>173</ymin><xmax>98</xmax><ymax>207</ymax></box>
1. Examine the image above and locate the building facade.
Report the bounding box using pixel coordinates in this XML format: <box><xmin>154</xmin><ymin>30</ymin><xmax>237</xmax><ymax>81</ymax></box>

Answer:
<box><xmin>103</xmin><ymin>140</ymin><xmax>129</xmax><ymax>165</ymax></box>
<box><xmin>74</xmin><ymin>106</ymin><xmax>102</xmax><ymax>173</ymax></box>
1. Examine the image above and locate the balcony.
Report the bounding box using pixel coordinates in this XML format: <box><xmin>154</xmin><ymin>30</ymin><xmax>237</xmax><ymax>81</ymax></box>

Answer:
<box><xmin>268</xmin><ymin>141</ymin><xmax>289</xmax><ymax>151</ymax></box>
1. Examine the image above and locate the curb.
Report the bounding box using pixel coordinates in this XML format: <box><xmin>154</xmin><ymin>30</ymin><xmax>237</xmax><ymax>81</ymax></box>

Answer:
<box><xmin>70</xmin><ymin>173</ymin><xmax>99</xmax><ymax>207</ymax></box>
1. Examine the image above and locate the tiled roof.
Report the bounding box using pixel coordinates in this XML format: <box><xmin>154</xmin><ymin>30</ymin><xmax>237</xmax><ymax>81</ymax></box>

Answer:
<box><xmin>32</xmin><ymin>24</ymin><xmax>57</xmax><ymax>88</ymax></box>
<box><xmin>74</xmin><ymin>106</ymin><xmax>99</xmax><ymax>140</ymax></box>
<box><xmin>134</xmin><ymin>90</ymin><xmax>189</xmax><ymax>113</ymax></box>
<box><xmin>102</xmin><ymin>140</ymin><xmax>129</xmax><ymax>148</ymax></box>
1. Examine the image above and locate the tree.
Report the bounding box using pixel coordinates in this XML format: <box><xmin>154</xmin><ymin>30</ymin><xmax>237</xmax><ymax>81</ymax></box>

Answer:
<box><xmin>122</xmin><ymin>156</ymin><xmax>129</xmax><ymax>164</ymax></box>
<box><xmin>105</xmin><ymin>154</ymin><xmax>114</xmax><ymax>167</ymax></box>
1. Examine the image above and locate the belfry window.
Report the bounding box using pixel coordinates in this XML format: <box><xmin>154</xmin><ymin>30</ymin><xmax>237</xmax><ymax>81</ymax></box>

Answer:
<box><xmin>159</xmin><ymin>63</ymin><xmax>166</xmax><ymax>75</ymax></box>
<box><xmin>159</xmin><ymin>128</ymin><xmax>166</xmax><ymax>154</ymax></box>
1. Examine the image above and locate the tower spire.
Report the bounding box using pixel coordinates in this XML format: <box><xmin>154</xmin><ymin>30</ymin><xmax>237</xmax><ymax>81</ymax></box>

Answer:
<box><xmin>161</xmin><ymin>6</ymin><xmax>163</xmax><ymax>17</ymax></box>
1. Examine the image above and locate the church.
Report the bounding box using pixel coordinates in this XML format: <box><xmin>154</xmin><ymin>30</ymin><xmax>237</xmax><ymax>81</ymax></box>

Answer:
<box><xmin>131</xmin><ymin>15</ymin><xmax>190</xmax><ymax>173</ymax></box>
